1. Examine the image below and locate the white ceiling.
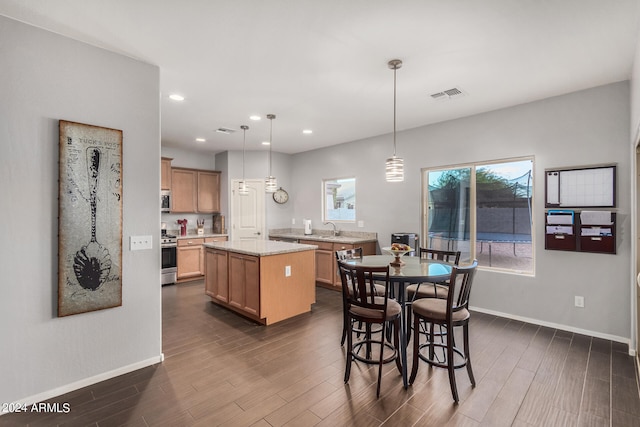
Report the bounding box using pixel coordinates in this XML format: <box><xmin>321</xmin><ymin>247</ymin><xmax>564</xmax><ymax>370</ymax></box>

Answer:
<box><xmin>1</xmin><ymin>0</ymin><xmax>639</xmax><ymax>155</ymax></box>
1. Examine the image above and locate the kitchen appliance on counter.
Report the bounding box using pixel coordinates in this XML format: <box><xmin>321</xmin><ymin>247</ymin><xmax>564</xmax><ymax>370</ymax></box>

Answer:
<box><xmin>161</xmin><ymin>229</ymin><xmax>177</xmax><ymax>285</ymax></box>
<box><xmin>304</xmin><ymin>219</ymin><xmax>312</xmax><ymax>235</ymax></box>
<box><xmin>161</xmin><ymin>190</ymin><xmax>171</xmax><ymax>212</ymax></box>
<box><xmin>213</xmin><ymin>214</ymin><xmax>225</xmax><ymax>234</ymax></box>
<box><xmin>391</xmin><ymin>233</ymin><xmax>419</xmax><ymax>256</ymax></box>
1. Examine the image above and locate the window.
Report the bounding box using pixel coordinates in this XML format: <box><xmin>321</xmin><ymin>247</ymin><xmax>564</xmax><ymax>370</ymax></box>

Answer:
<box><xmin>423</xmin><ymin>158</ymin><xmax>533</xmax><ymax>274</ymax></box>
<box><xmin>323</xmin><ymin>177</ymin><xmax>356</xmax><ymax>222</ymax></box>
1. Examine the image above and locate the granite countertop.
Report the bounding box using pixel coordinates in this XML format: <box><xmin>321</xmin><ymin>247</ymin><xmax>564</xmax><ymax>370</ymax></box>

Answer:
<box><xmin>269</xmin><ymin>230</ymin><xmax>377</xmax><ymax>244</ymax></box>
<box><xmin>204</xmin><ymin>240</ymin><xmax>317</xmax><ymax>257</ymax></box>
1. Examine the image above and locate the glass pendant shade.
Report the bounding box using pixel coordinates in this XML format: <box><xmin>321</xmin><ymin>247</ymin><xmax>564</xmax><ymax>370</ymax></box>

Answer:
<box><xmin>385</xmin><ymin>156</ymin><xmax>404</xmax><ymax>182</ymax></box>
<box><xmin>265</xmin><ymin>176</ymin><xmax>277</xmax><ymax>193</ymax></box>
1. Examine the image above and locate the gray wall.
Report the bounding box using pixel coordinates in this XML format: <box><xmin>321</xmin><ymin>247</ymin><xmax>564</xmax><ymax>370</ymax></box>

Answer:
<box><xmin>0</xmin><ymin>17</ymin><xmax>161</xmax><ymax>405</ymax></box>
<box><xmin>290</xmin><ymin>82</ymin><xmax>631</xmax><ymax>341</ymax></box>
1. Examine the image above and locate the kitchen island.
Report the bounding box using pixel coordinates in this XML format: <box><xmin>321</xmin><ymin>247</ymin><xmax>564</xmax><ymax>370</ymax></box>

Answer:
<box><xmin>203</xmin><ymin>240</ymin><xmax>317</xmax><ymax>325</ymax></box>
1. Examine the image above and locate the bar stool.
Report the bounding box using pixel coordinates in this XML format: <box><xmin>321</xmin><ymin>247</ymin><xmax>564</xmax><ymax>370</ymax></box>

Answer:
<box><xmin>409</xmin><ymin>260</ymin><xmax>478</xmax><ymax>403</ymax></box>
<box><xmin>338</xmin><ymin>260</ymin><xmax>402</xmax><ymax>398</ymax></box>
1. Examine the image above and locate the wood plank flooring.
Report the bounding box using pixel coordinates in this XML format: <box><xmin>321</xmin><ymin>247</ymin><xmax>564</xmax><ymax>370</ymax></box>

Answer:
<box><xmin>2</xmin><ymin>280</ymin><xmax>639</xmax><ymax>426</ymax></box>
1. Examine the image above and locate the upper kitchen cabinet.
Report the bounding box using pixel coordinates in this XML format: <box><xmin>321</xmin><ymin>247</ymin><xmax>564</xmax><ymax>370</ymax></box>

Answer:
<box><xmin>171</xmin><ymin>167</ymin><xmax>220</xmax><ymax>213</ymax></box>
<box><xmin>197</xmin><ymin>170</ymin><xmax>221</xmax><ymax>213</ymax></box>
<box><xmin>161</xmin><ymin>157</ymin><xmax>173</xmax><ymax>190</ymax></box>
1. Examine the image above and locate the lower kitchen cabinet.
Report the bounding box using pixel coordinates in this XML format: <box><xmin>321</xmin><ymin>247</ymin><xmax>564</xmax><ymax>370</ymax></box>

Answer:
<box><xmin>204</xmin><ymin>245</ymin><xmax>316</xmax><ymax>325</ymax></box>
<box><xmin>229</xmin><ymin>253</ymin><xmax>260</xmax><ymax>317</ymax></box>
<box><xmin>204</xmin><ymin>248</ymin><xmax>228</xmax><ymax>303</ymax></box>
<box><xmin>177</xmin><ymin>238</ymin><xmax>204</xmax><ymax>281</ymax></box>
<box><xmin>298</xmin><ymin>239</ymin><xmax>377</xmax><ymax>290</ymax></box>
<box><xmin>178</xmin><ymin>236</ymin><xmax>228</xmax><ymax>283</ymax></box>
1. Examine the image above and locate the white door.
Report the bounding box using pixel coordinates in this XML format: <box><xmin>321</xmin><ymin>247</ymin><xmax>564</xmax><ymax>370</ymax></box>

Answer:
<box><xmin>231</xmin><ymin>179</ymin><xmax>266</xmax><ymax>240</ymax></box>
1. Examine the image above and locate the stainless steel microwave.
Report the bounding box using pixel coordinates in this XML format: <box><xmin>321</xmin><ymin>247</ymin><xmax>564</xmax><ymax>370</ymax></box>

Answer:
<box><xmin>161</xmin><ymin>190</ymin><xmax>171</xmax><ymax>212</ymax></box>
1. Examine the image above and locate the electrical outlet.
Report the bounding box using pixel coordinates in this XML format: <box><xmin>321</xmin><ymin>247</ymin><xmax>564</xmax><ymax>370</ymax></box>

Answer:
<box><xmin>292</xmin><ymin>218</ymin><xmax>296</xmax><ymax>225</ymax></box>
<box><xmin>358</xmin><ymin>220</ymin><xmax>364</xmax><ymax>228</ymax></box>
<box><xmin>285</xmin><ymin>265</ymin><xmax>291</xmax><ymax>277</ymax></box>
<box><xmin>130</xmin><ymin>235</ymin><xmax>153</xmax><ymax>251</ymax></box>
<box><xmin>574</xmin><ymin>296</ymin><xmax>584</xmax><ymax>308</ymax></box>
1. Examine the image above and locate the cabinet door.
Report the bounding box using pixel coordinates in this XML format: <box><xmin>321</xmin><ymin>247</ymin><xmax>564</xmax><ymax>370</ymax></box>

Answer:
<box><xmin>228</xmin><ymin>253</ymin><xmax>260</xmax><ymax>316</ymax></box>
<box><xmin>315</xmin><ymin>250</ymin><xmax>335</xmax><ymax>285</ymax></box>
<box><xmin>161</xmin><ymin>157</ymin><xmax>172</xmax><ymax>190</ymax></box>
<box><xmin>197</xmin><ymin>171</ymin><xmax>220</xmax><ymax>213</ymax></box>
<box><xmin>205</xmin><ymin>249</ymin><xmax>228</xmax><ymax>302</ymax></box>
<box><xmin>177</xmin><ymin>238</ymin><xmax>205</xmax><ymax>280</ymax></box>
<box><xmin>171</xmin><ymin>169</ymin><xmax>197</xmax><ymax>212</ymax></box>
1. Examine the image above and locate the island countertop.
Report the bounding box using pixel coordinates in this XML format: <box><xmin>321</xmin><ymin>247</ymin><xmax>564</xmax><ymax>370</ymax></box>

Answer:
<box><xmin>203</xmin><ymin>240</ymin><xmax>317</xmax><ymax>257</ymax></box>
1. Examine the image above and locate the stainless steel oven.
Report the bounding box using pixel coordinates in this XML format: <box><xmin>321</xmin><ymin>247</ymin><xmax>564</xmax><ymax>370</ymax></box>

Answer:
<box><xmin>161</xmin><ymin>233</ymin><xmax>177</xmax><ymax>285</ymax></box>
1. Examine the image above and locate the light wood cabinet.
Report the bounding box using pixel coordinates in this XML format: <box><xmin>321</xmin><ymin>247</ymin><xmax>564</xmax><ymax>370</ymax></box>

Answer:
<box><xmin>171</xmin><ymin>168</ymin><xmax>197</xmax><ymax>213</ymax></box>
<box><xmin>178</xmin><ymin>236</ymin><xmax>228</xmax><ymax>283</ymax></box>
<box><xmin>204</xmin><ymin>246</ymin><xmax>315</xmax><ymax>325</ymax></box>
<box><xmin>161</xmin><ymin>157</ymin><xmax>172</xmax><ymax>190</ymax></box>
<box><xmin>229</xmin><ymin>253</ymin><xmax>260</xmax><ymax>317</ymax></box>
<box><xmin>170</xmin><ymin>167</ymin><xmax>220</xmax><ymax>213</ymax></box>
<box><xmin>197</xmin><ymin>171</ymin><xmax>220</xmax><ymax>213</ymax></box>
<box><xmin>177</xmin><ymin>238</ymin><xmax>205</xmax><ymax>280</ymax></box>
<box><xmin>205</xmin><ymin>248</ymin><xmax>228</xmax><ymax>303</ymax></box>
<box><xmin>299</xmin><ymin>239</ymin><xmax>377</xmax><ymax>289</ymax></box>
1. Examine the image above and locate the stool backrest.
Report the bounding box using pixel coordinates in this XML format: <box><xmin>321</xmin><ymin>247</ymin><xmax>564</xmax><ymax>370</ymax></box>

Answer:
<box><xmin>446</xmin><ymin>260</ymin><xmax>478</xmax><ymax>319</ymax></box>
<box><xmin>337</xmin><ymin>261</ymin><xmax>390</xmax><ymax>322</ymax></box>
<box><xmin>419</xmin><ymin>248</ymin><xmax>461</xmax><ymax>264</ymax></box>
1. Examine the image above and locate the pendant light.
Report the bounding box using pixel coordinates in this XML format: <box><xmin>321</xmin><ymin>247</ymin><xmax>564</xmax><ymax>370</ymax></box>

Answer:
<box><xmin>265</xmin><ymin>113</ymin><xmax>277</xmax><ymax>193</ymax></box>
<box><xmin>238</xmin><ymin>125</ymin><xmax>249</xmax><ymax>195</ymax></box>
<box><xmin>385</xmin><ymin>59</ymin><xmax>404</xmax><ymax>182</ymax></box>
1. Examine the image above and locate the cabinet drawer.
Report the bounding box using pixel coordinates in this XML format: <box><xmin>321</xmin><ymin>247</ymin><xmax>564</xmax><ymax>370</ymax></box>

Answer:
<box><xmin>332</xmin><ymin>243</ymin><xmax>354</xmax><ymax>252</ymax></box>
<box><xmin>178</xmin><ymin>238</ymin><xmax>205</xmax><ymax>247</ymax></box>
<box><xmin>205</xmin><ymin>236</ymin><xmax>228</xmax><ymax>243</ymax></box>
<box><xmin>299</xmin><ymin>239</ymin><xmax>334</xmax><ymax>251</ymax></box>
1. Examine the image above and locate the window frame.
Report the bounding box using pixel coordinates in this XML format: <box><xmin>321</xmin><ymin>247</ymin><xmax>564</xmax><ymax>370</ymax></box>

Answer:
<box><xmin>421</xmin><ymin>156</ymin><xmax>535</xmax><ymax>275</ymax></box>
<box><xmin>322</xmin><ymin>176</ymin><xmax>356</xmax><ymax>223</ymax></box>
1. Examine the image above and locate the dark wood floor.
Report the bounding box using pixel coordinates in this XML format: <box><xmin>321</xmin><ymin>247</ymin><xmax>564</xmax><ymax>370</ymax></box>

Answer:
<box><xmin>3</xmin><ymin>280</ymin><xmax>640</xmax><ymax>426</ymax></box>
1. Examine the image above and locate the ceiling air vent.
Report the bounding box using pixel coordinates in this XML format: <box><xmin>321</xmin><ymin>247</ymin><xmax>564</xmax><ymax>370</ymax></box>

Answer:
<box><xmin>430</xmin><ymin>87</ymin><xmax>466</xmax><ymax>101</ymax></box>
<box><xmin>216</xmin><ymin>127</ymin><xmax>236</xmax><ymax>134</ymax></box>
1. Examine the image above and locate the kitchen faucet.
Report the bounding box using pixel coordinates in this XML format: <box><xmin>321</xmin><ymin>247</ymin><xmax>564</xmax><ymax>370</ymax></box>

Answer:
<box><xmin>324</xmin><ymin>221</ymin><xmax>339</xmax><ymax>236</ymax></box>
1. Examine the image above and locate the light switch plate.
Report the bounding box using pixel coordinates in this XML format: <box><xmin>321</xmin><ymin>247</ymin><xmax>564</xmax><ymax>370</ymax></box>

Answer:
<box><xmin>130</xmin><ymin>235</ymin><xmax>153</xmax><ymax>251</ymax></box>
<box><xmin>285</xmin><ymin>265</ymin><xmax>291</xmax><ymax>277</ymax></box>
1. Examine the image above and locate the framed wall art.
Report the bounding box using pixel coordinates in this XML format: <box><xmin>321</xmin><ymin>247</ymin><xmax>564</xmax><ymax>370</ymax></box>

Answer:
<box><xmin>58</xmin><ymin>120</ymin><xmax>123</xmax><ymax>317</ymax></box>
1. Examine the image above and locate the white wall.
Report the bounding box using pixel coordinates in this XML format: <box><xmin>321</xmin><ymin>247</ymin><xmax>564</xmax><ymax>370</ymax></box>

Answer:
<box><xmin>291</xmin><ymin>82</ymin><xmax>632</xmax><ymax>341</ymax></box>
<box><xmin>0</xmin><ymin>17</ymin><xmax>162</xmax><ymax>405</ymax></box>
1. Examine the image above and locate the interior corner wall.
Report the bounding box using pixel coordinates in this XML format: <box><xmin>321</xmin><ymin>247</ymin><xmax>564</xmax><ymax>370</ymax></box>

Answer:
<box><xmin>292</xmin><ymin>81</ymin><xmax>631</xmax><ymax>341</ymax></box>
<box><xmin>0</xmin><ymin>16</ymin><xmax>162</xmax><ymax>405</ymax></box>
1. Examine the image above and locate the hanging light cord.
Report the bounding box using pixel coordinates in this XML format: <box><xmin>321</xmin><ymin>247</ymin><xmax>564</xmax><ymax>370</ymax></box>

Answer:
<box><xmin>393</xmin><ymin>64</ymin><xmax>397</xmax><ymax>157</ymax></box>
<box><xmin>241</xmin><ymin>125</ymin><xmax>248</xmax><ymax>181</ymax></box>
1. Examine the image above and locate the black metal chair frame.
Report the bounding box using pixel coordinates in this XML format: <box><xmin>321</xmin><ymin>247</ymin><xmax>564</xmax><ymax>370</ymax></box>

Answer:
<box><xmin>338</xmin><ymin>260</ymin><xmax>402</xmax><ymax>398</ymax></box>
<box><xmin>409</xmin><ymin>260</ymin><xmax>478</xmax><ymax>403</ymax></box>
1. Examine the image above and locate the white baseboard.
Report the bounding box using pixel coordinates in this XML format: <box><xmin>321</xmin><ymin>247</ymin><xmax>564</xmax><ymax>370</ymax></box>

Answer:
<box><xmin>470</xmin><ymin>305</ymin><xmax>634</xmax><ymax>356</ymax></box>
<box><xmin>3</xmin><ymin>354</ymin><xmax>163</xmax><ymax>412</ymax></box>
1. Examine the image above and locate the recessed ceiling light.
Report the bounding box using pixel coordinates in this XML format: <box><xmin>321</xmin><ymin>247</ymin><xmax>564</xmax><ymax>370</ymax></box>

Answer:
<box><xmin>302</xmin><ymin>129</ymin><xmax>313</xmax><ymax>134</ymax></box>
<box><xmin>262</xmin><ymin>141</ymin><xmax>270</xmax><ymax>146</ymax></box>
<box><xmin>169</xmin><ymin>94</ymin><xmax>185</xmax><ymax>101</ymax></box>
<box><xmin>249</xmin><ymin>115</ymin><xmax>261</xmax><ymax>121</ymax></box>
<box><xmin>195</xmin><ymin>138</ymin><xmax>205</xmax><ymax>142</ymax></box>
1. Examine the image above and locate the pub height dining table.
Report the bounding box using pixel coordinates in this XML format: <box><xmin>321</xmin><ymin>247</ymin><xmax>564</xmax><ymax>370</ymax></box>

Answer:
<box><xmin>341</xmin><ymin>254</ymin><xmax>453</xmax><ymax>388</ymax></box>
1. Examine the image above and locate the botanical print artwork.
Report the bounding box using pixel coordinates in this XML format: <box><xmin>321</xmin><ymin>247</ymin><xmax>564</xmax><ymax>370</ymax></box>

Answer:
<box><xmin>58</xmin><ymin>120</ymin><xmax>122</xmax><ymax>317</ymax></box>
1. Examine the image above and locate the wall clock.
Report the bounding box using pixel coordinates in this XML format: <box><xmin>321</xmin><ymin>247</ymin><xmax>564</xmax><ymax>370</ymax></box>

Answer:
<box><xmin>273</xmin><ymin>187</ymin><xmax>289</xmax><ymax>204</ymax></box>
